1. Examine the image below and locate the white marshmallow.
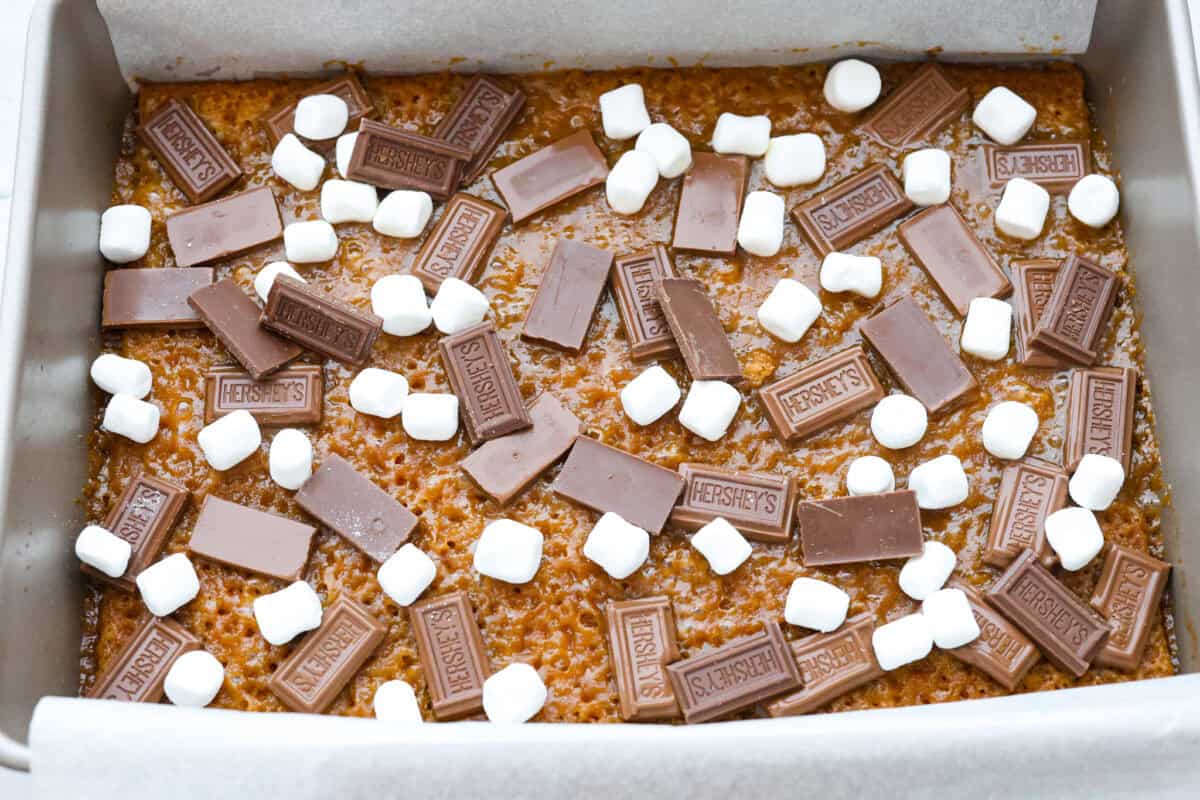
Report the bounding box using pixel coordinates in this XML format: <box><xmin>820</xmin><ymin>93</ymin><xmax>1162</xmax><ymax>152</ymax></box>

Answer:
<box><xmin>921</xmin><ymin>588</ymin><xmax>981</xmax><ymax>649</ymax></box>
<box><xmin>136</xmin><ymin>553</ymin><xmax>200</xmax><ymax>617</ymax></box>
<box><xmin>757</xmin><ymin>278</ymin><xmax>822</xmax><ymax>342</ymax></box>
<box><xmin>872</xmin><ymin>613</ymin><xmax>934</xmax><ymax>671</ymax></box>
<box><xmin>377</xmin><ymin>543</ymin><xmax>437</xmax><ymax>606</ymax></box>
<box><xmin>1068</xmin><ymin>174</ymin><xmax>1120</xmax><ymax>228</ymax></box>
<box><xmin>101</xmin><ymin>393</ymin><xmax>160</xmax><ymax>444</ymax></box>
<box><xmin>690</xmin><ymin>517</ymin><xmax>752</xmax><ymax>576</ymax></box>
<box><xmin>898</xmin><ymin>541</ymin><xmax>957</xmax><ymax>601</ymax></box>
<box><xmin>373</xmin><ymin>190</ymin><xmax>433</xmax><ymax>238</ymax></box>
<box><xmin>75</xmin><ymin>524</ymin><xmax>131</xmax><ymax>578</ymax></box>
<box><xmin>995</xmin><ymin>177</ymin><xmax>1050</xmax><ymax>240</ymax></box>
<box><xmin>402</xmin><ymin>393</ymin><xmax>460</xmax><ymax>441</ymax></box>
<box><xmin>634</xmin><ymin>122</ymin><xmax>692</xmax><ymax>179</ymax></box>
<box><xmin>374</xmin><ymin>680</ymin><xmax>422</xmax><ymax>723</ymax></box>
<box><xmin>430</xmin><ymin>277</ymin><xmax>489</xmax><ymax>335</ymax></box>
<box><xmin>902</xmin><ymin>148</ymin><xmax>952</xmax><ymax>206</ymax></box>
<box><xmin>982</xmin><ymin>401</ymin><xmax>1038</xmax><ymax>460</ymax></box>
<box><xmin>599</xmin><ymin>84</ymin><xmax>651</xmax><ymax>140</ymax></box>
<box><xmin>870</xmin><ymin>394</ymin><xmax>928</xmax><ymax>450</ymax></box>
<box><xmin>819</xmin><ymin>252</ymin><xmax>882</xmax><ymax>298</ymax></box>
<box><xmin>908</xmin><ymin>454</ymin><xmax>969</xmax><ymax>510</ymax></box>
<box><xmin>253</xmin><ymin>580</ymin><xmax>323</xmax><ymax>646</ymax></box>
<box><xmin>483</xmin><ymin>663</ymin><xmax>547</xmax><ymax>723</ymax></box>
<box><xmin>583</xmin><ymin>512</ymin><xmax>650</xmax><ymax>580</ymax></box>
<box><xmin>349</xmin><ymin>368</ymin><xmax>409</xmax><ymax>419</ymax></box>
<box><xmin>737</xmin><ymin>191</ymin><xmax>785</xmax><ymax>257</ymax></box>
<box><xmin>294</xmin><ymin>93</ymin><xmax>349</xmax><ymax>140</ymax></box>
<box><xmin>960</xmin><ymin>297</ymin><xmax>1013</xmax><ymax>361</ymax></box>
<box><xmin>197</xmin><ymin>408</ymin><xmax>262</xmax><ymax>471</ymax></box>
<box><xmin>271</xmin><ymin>133</ymin><xmax>326</xmax><ymax>191</ymax></box>
<box><xmin>335</xmin><ymin>131</ymin><xmax>358</xmax><ymax>178</ymax></box>
<box><xmin>284</xmin><ymin>220</ymin><xmax>339</xmax><ymax>263</ymax></box>
<box><xmin>823</xmin><ymin>59</ymin><xmax>882</xmax><ymax>113</ymax></box>
<box><xmin>1044</xmin><ymin>506</ymin><xmax>1105</xmax><ymax>571</ymax></box>
<box><xmin>606</xmin><ymin>150</ymin><xmax>659</xmax><ymax>215</ymax></box>
<box><xmin>1069</xmin><ymin>453</ymin><xmax>1126</xmax><ymax>511</ymax></box>
<box><xmin>164</xmin><ymin>651</ymin><xmax>225</xmax><ymax>707</ymax></box>
<box><xmin>90</xmin><ymin>353</ymin><xmax>152</xmax><ymax>398</ymax></box>
<box><xmin>620</xmin><ymin>365</ymin><xmax>681</xmax><ymax>426</ymax></box>
<box><xmin>711</xmin><ymin>112</ymin><xmax>771</xmax><ymax>157</ymax></box>
<box><xmin>764</xmin><ymin>133</ymin><xmax>825</xmax><ymax>187</ymax></box>
<box><xmin>99</xmin><ymin>205</ymin><xmax>151</xmax><ymax>263</ymax></box>
<box><xmin>268</xmin><ymin>428</ymin><xmax>313</xmax><ymax>491</ymax></box>
<box><xmin>321</xmin><ymin>179</ymin><xmax>379</xmax><ymax>224</ymax></box>
<box><xmin>678</xmin><ymin>380</ymin><xmax>740</xmax><ymax>442</ymax></box>
<box><xmin>474</xmin><ymin>519</ymin><xmax>544</xmax><ymax>584</ymax></box>
<box><xmin>784</xmin><ymin>577</ymin><xmax>850</xmax><ymax>632</ymax></box>
<box><xmin>253</xmin><ymin>261</ymin><xmax>306</xmax><ymax>303</ymax></box>
<box><xmin>846</xmin><ymin>456</ymin><xmax>896</xmax><ymax>496</ymax></box>
<box><xmin>973</xmin><ymin>86</ymin><xmax>1037</xmax><ymax>145</ymax></box>
<box><xmin>372</xmin><ymin>274</ymin><xmax>432</xmax><ymax>336</ymax></box>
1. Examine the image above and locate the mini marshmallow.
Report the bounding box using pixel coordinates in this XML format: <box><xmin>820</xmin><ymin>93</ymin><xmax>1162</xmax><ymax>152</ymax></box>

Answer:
<box><xmin>1045</xmin><ymin>507</ymin><xmax>1105</xmax><ymax>571</ymax></box>
<box><xmin>335</xmin><ymin>131</ymin><xmax>358</xmax><ymax>178</ymax></box>
<box><xmin>678</xmin><ymin>380</ymin><xmax>740</xmax><ymax>442</ymax></box>
<box><xmin>599</xmin><ymin>83</ymin><xmax>651</xmax><ymax>140</ymax></box>
<box><xmin>377</xmin><ymin>543</ymin><xmax>437</xmax><ymax>606</ymax></box>
<box><xmin>583</xmin><ymin>512</ymin><xmax>650</xmax><ymax>579</ymax></box>
<box><xmin>197</xmin><ymin>409</ymin><xmax>262</xmax><ymax>471</ymax></box>
<box><xmin>374</xmin><ymin>680</ymin><xmax>422</xmax><ymax>723</ymax></box>
<box><xmin>870</xmin><ymin>394</ymin><xmax>928</xmax><ymax>450</ymax></box>
<box><xmin>75</xmin><ymin>524</ymin><xmax>131</xmax><ymax>578</ymax></box>
<box><xmin>972</xmin><ymin>86</ymin><xmax>1037</xmax><ymax>145</ymax></box>
<box><xmin>711</xmin><ymin>112</ymin><xmax>771</xmax><ymax>157</ymax></box>
<box><xmin>373</xmin><ymin>190</ymin><xmax>433</xmax><ymax>238</ymax></box>
<box><xmin>690</xmin><ymin>517</ymin><xmax>752</xmax><ymax>576</ymax></box>
<box><xmin>268</xmin><ymin>428</ymin><xmax>313</xmax><ymax>490</ymax></box>
<box><xmin>898</xmin><ymin>541</ymin><xmax>957</xmax><ymax>601</ymax></box>
<box><xmin>321</xmin><ymin>179</ymin><xmax>379</xmax><ymax>224</ymax></box>
<box><xmin>101</xmin><ymin>393</ymin><xmax>159</xmax><ymax>444</ymax></box>
<box><xmin>99</xmin><ymin>204</ymin><xmax>151</xmax><ymax>263</ymax></box>
<box><xmin>995</xmin><ymin>177</ymin><xmax>1050</xmax><ymax>240</ymax></box>
<box><xmin>254</xmin><ymin>261</ymin><xmax>306</xmax><ymax>303</ymax></box>
<box><xmin>737</xmin><ymin>191</ymin><xmax>785</xmax><ymax>257</ymax></box>
<box><xmin>284</xmin><ymin>219</ymin><xmax>339</xmax><ymax>263</ymax></box>
<box><xmin>757</xmin><ymin>278</ymin><xmax>822</xmax><ymax>342</ymax></box>
<box><xmin>90</xmin><ymin>353</ymin><xmax>151</xmax><ymax>398</ymax></box>
<box><xmin>823</xmin><ymin>59</ymin><xmax>882</xmax><ymax>113</ymax></box>
<box><xmin>430</xmin><ymin>277</ymin><xmax>489</xmax><ymax>335</ymax></box>
<box><xmin>960</xmin><ymin>297</ymin><xmax>1013</xmax><ymax>361</ymax></box>
<box><xmin>921</xmin><ymin>588</ymin><xmax>981</xmax><ymax>649</ymax></box>
<box><xmin>1068</xmin><ymin>174</ymin><xmax>1120</xmax><ymax>228</ymax></box>
<box><xmin>846</xmin><ymin>456</ymin><xmax>896</xmax><ymax>496</ymax></box>
<box><xmin>819</xmin><ymin>252</ymin><xmax>882</xmax><ymax>298</ymax></box>
<box><xmin>872</xmin><ymin>613</ymin><xmax>934</xmax><ymax>671</ymax></box>
<box><xmin>483</xmin><ymin>663</ymin><xmax>547</xmax><ymax>723</ymax></box>
<box><xmin>474</xmin><ymin>519</ymin><xmax>544</xmax><ymax>584</ymax></box>
<box><xmin>164</xmin><ymin>650</ymin><xmax>225</xmax><ymax>707</ymax></box>
<box><xmin>1069</xmin><ymin>453</ymin><xmax>1126</xmax><ymax>511</ymax></box>
<box><xmin>402</xmin><ymin>393</ymin><xmax>460</xmax><ymax>441</ymax></box>
<box><xmin>253</xmin><ymin>580</ymin><xmax>323</xmax><ymax>646</ymax></box>
<box><xmin>620</xmin><ymin>365</ymin><xmax>681</xmax><ymax>426</ymax></box>
<box><xmin>349</xmin><ymin>368</ymin><xmax>409</xmax><ymax>419</ymax></box>
<box><xmin>634</xmin><ymin>122</ymin><xmax>692</xmax><ymax>178</ymax></box>
<box><xmin>908</xmin><ymin>454</ymin><xmax>969</xmax><ymax>510</ymax></box>
<box><xmin>136</xmin><ymin>553</ymin><xmax>200</xmax><ymax>617</ymax></box>
<box><xmin>784</xmin><ymin>577</ymin><xmax>850</xmax><ymax>632</ymax></box>
<box><xmin>606</xmin><ymin>150</ymin><xmax>659</xmax><ymax>215</ymax></box>
<box><xmin>271</xmin><ymin>133</ymin><xmax>325</xmax><ymax>191</ymax></box>
<box><xmin>372</xmin><ymin>274</ymin><xmax>432</xmax><ymax>336</ymax></box>
<box><xmin>902</xmin><ymin>148</ymin><xmax>952</xmax><ymax>206</ymax></box>
<box><xmin>294</xmin><ymin>93</ymin><xmax>349</xmax><ymax>140</ymax></box>
<box><xmin>764</xmin><ymin>133</ymin><xmax>825</xmax><ymax>187</ymax></box>
<box><xmin>982</xmin><ymin>401</ymin><xmax>1038</xmax><ymax>460</ymax></box>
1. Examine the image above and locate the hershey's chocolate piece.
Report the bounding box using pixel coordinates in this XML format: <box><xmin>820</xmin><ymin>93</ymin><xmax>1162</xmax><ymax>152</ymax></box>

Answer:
<box><xmin>983</xmin><ymin>141</ymin><xmax>1091</xmax><ymax>193</ymax></box>
<box><xmin>606</xmin><ymin>596</ymin><xmax>682</xmax><ymax>722</ymax></box>
<box><xmin>492</xmin><ymin>129</ymin><xmax>610</xmax><ymax>224</ymax></box>
<box><xmin>947</xmin><ymin>579</ymin><xmax>1040</xmax><ymax>691</ymax></box>
<box><xmin>898</xmin><ymin>204</ymin><xmax>1012</xmax><ymax>316</ymax></box>
<box><xmin>757</xmin><ymin>345</ymin><xmax>884</xmax><ymax>444</ymax></box>
<box><xmin>345</xmin><ymin>119</ymin><xmax>471</xmax><ymax>199</ymax></box>
<box><xmin>521</xmin><ymin>239</ymin><xmax>614</xmax><ymax>352</ymax></box>
<box><xmin>189</xmin><ymin>278</ymin><xmax>303</xmax><ymax>380</ymax></box>
<box><xmin>165</xmin><ymin>186</ymin><xmax>282</xmax><ymax>267</ymax></box>
<box><xmin>1089</xmin><ymin>545</ymin><xmax>1170</xmax><ymax>671</ymax></box>
<box><xmin>261</xmin><ymin>74</ymin><xmax>376</xmax><ymax>154</ymax></box>
<box><xmin>87</xmin><ymin>617</ymin><xmax>201</xmax><ymax>702</ymax></box>
<box><xmin>986</xmin><ymin>549</ymin><xmax>1109</xmax><ymax>677</ymax></box>
<box><xmin>610</xmin><ymin>245</ymin><xmax>679</xmax><ymax>361</ymax></box>
<box><xmin>666</xmin><ymin>622</ymin><xmax>802</xmax><ymax>724</ymax></box>
<box><xmin>434</xmin><ymin>75</ymin><xmax>527</xmax><ymax>185</ymax></box>
<box><xmin>798</xmin><ymin>490</ymin><xmax>923</xmax><ymax>567</ymax></box>
<box><xmin>791</xmin><ymin>164</ymin><xmax>913</xmax><ymax>257</ymax></box>
<box><xmin>460</xmin><ymin>393</ymin><xmax>581</xmax><ymax>505</ymax></box>
<box><xmin>203</xmin><ymin>364</ymin><xmax>323</xmax><ymax>426</ymax></box>
<box><xmin>268</xmin><ymin>595</ymin><xmax>385</xmax><ymax>713</ymax></box>
<box><xmin>409</xmin><ymin>192</ymin><xmax>506</xmax><ymax>294</ymax></box>
<box><xmin>408</xmin><ymin>591</ymin><xmax>492</xmax><ymax>719</ymax></box>
<box><xmin>672</xmin><ymin>152</ymin><xmax>749</xmax><ymax>256</ymax></box>
<box><xmin>438</xmin><ymin>321</ymin><xmax>532</xmax><ymax>444</ymax></box>
<box><xmin>1012</xmin><ymin>259</ymin><xmax>1069</xmax><ymax>368</ymax></box>
<box><xmin>656</xmin><ymin>278</ymin><xmax>742</xmax><ymax>383</ymax></box>
<box><xmin>862</xmin><ymin>62</ymin><xmax>970</xmax><ymax>147</ymax></box>
<box><xmin>294</xmin><ymin>454</ymin><xmax>418</xmax><ymax>562</ymax></box>
<box><xmin>767</xmin><ymin>613</ymin><xmax>883</xmax><ymax>717</ymax></box>
<box><xmin>261</xmin><ymin>275</ymin><xmax>382</xmax><ymax>367</ymax></box>
<box><xmin>552</xmin><ymin>436</ymin><xmax>685</xmax><ymax>534</ymax></box>
<box><xmin>136</xmin><ymin>98</ymin><xmax>241</xmax><ymax>204</ymax></box>
<box><xmin>81</xmin><ymin>474</ymin><xmax>188</xmax><ymax>592</ymax></box>
<box><xmin>984</xmin><ymin>457</ymin><xmax>1068</xmax><ymax>569</ymax></box>
<box><xmin>187</xmin><ymin>495</ymin><xmax>316</xmax><ymax>582</ymax></box>
<box><xmin>1065</xmin><ymin>366</ymin><xmax>1136</xmax><ymax>473</ymax></box>
<box><xmin>101</xmin><ymin>267</ymin><xmax>214</xmax><ymax>330</ymax></box>
<box><xmin>670</xmin><ymin>463</ymin><xmax>797</xmax><ymax>544</ymax></box>
<box><xmin>859</xmin><ymin>296</ymin><xmax>978</xmax><ymax>416</ymax></box>
<box><xmin>1029</xmin><ymin>254</ymin><xmax>1120</xmax><ymax>365</ymax></box>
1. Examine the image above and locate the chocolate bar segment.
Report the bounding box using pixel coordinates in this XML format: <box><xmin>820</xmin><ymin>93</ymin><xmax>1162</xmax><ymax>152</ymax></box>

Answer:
<box><xmin>1064</xmin><ymin>366</ymin><xmax>1136</xmax><ymax>473</ymax></box>
<box><xmin>946</xmin><ymin>579</ymin><xmax>1040</xmax><ymax>691</ymax></box>
<box><xmin>491</xmin><ymin>129</ymin><xmax>609</xmax><ymax>224</ymax></box>
<box><xmin>102</xmin><ymin>268</ymin><xmax>214</xmax><ymax>330</ymax></box>
<box><xmin>1012</xmin><ymin>259</ymin><xmax>1068</xmax><ymax>368</ymax></box>
<box><xmin>203</xmin><ymin>364</ymin><xmax>323</xmax><ymax>426</ymax></box>
<box><xmin>438</xmin><ymin>321</ymin><xmax>531</xmax><ymax>444</ymax></box>
<box><xmin>165</xmin><ymin>186</ymin><xmax>282</xmax><ymax>267</ymax></box>
<box><xmin>87</xmin><ymin>617</ymin><xmax>201</xmax><ymax>702</ymax></box>
<box><xmin>261</xmin><ymin>74</ymin><xmax>375</xmax><ymax>154</ymax></box>
<box><xmin>408</xmin><ymin>591</ymin><xmax>492</xmax><ymax>720</ymax></box>
<box><xmin>898</xmin><ymin>204</ymin><xmax>1011</xmax><ymax>316</ymax></box>
<box><xmin>136</xmin><ymin>98</ymin><xmax>241</xmax><ymax>203</ymax></box>
<box><xmin>656</xmin><ymin>278</ymin><xmax>742</xmax><ymax>383</ymax></box>
<box><xmin>1089</xmin><ymin>545</ymin><xmax>1170</xmax><ymax>671</ymax></box>
<box><xmin>189</xmin><ymin>278</ymin><xmax>303</xmax><ymax>380</ymax></box>
<box><xmin>261</xmin><ymin>275</ymin><xmax>382</xmax><ymax>367</ymax></box>
<box><xmin>862</xmin><ymin>62</ymin><xmax>970</xmax><ymax>148</ymax></box>
<box><xmin>521</xmin><ymin>239</ymin><xmax>614</xmax><ymax>353</ymax></box>
<box><xmin>187</xmin><ymin>495</ymin><xmax>316</xmax><ymax>582</ymax></box>
<box><xmin>552</xmin><ymin>436</ymin><xmax>685</xmax><ymax>534</ymax></box>
<box><xmin>434</xmin><ymin>75</ymin><xmax>526</xmax><ymax>185</ymax></box>
<box><xmin>767</xmin><ymin>614</ymin><xmax>883</xmax><ymax>717</ymax></box>
<box><xmin>672</xmin><ymin>153</ymin><xmax>748</xmax><ymax>256</ymax></box>
<box><xmin>791</xmin><ymin>164</ymin><xmax>913</xmax><ymax>257</ymax></box>
<box><xmin>757</xmin><ymin>345</ymin><xmax>884</xmax><ymax>444</ymax></box>
<box><xmin>82</xmin><ymin>474</ymin><xmax>188</xmax><ymax>592</ymax></box>
<box><xmin>984</xmin><ymin>457</ymin><xmax>1068</xmax><ymax>569</ymax></box>
<box><xmin>1029</xmin><ymin>254</ymin><xmax>1120</xmax><ymax>365</ymax></box>
<box><xmin>983</xmin><ymin>141</ymin><xmax>1090</xmax><ymax>193</ymax></box>
<box><xmin>409</xmin><ymin>192</ymin><xmax>506</xmax><ymax>294</ymax></box>
<box><xmin>610</xmin><ymin>245</ymin><xmax>679</xmax><ymax>362</ymax></box>
<box><xmin>606</xmin><ymin>596</ymin><xmax>681</xmax><ymax>721</ymax></box>
<box><xmin>346</xmin><ymin>119</ymin><xmax>471</xmax><ymax>199</ymax></box>
<box><xmin>798</xmin><ymin>490</ymin><xmax>923</xmax><ymax>566</ymax></box>
<box><xmin>670</xmin><ymin>463</ymin><xmax>797</xmax><ymax>544</ymax></box>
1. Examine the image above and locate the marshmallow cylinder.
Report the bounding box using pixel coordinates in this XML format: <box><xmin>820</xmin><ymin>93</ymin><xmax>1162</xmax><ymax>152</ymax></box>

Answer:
<box><xmin>294</xmin><ymin>94</ymin><xmax>349</xmax><ymax>140</ymax></box>
<box><xmin>635</xmin><ymin>122</ymin><xmax>692</xmax><ymax>178</ymax></box>
<box><xmin>824</xmin><ymin>59</ymin><xmax>882</xmax><ymax>113</ymax></box>
<box><xmin>197</xmin><ymin>409</ymin><xmax>262</xmax><ymax>471</ymax></box>
<box><xmin>764</xmin><ymin>133</ymin><xmax>825</xmax><ymax>187</ymax></box>
<box><xmin>272</xmin><ymin>133</ymin><xmax>325</xmax><ymax>191</ymax></box>
<box><xmin>101</xmin><ymin>393</ymin><xmax>160</xmax><ymax>444</ymax></box>
<box><xmin>737</xmin><ymin>190</ymin><xmax>785</xmax><ymax>257</ymax></box>
<box><xmin>599</xmin><ymin>84</ymin><xmax>651</xmax><ymax>140</ymax></box>
<box><xmin>90</xmin><ymin>353</ymin><xmax>152</xmax><ymax>398</ymax></box>
<box><xmin>482</xmin><ymin>663</ymin><xmax>548</xmax><ymax>723</ymax></box>
<box><xmin>99</xmin><ymin>204</ymin><xmax>152</xmax><ymax>263</ymax></box>
<box><xmin>136</xmin><ymin>553</ymin><xmax>200</xmax><ymax>617</ymax></box>
<box><xmin>164</xmin><ymin>651</ymin><xmax>225</xmax><ymax>707</ymax></box>
<box><xmin>606</xmin><ymin>150</ymin><xmax>659</xmax><ymax>215</ymax></box>
<box><xmin>784</xmin><ymin>577</ymin><xmax>850</xmax><ymax>632</ymax></box>
<box><xmin>474</xmin><ymin>519</ymin><xmax>544</xmax><ymax>584</ymax></box>
<box><xmin>757</xmin><ymin>278</ymin><xmax>822</xmax><ymax>342</ymax></box>
<box><xmin>872</xmin><ymin>614</ymin><xmax>934</xmax><ymax>671</ymax></box>
<box><xmin>284</xmin><ymin>220</ymin><xmax>339</xmax><ymax>263</ymax></box>
<box><xmin>430</xmin><ymin>277</ymin><xmax>489</xmax><ymax>335</ymax></box>
<box><xmin>268</xmin><ymin>428</ymin><xmax>313</xmax><ymax>490</ymax></box>
<box><xmin>378</xmin><ymin>543</ymin><xmax>437</xmax><ymax>607</ymax></box>
<box><xmin>712</xmin><ymin>112</ymin><xmax>770</xmax><ymax>156</ymax></box>
<box><xmin>678</xmin><ymin>380</ymin><xmax>741</xmax><ymax>441</ymax></box>
<box><xmin>372</xmin><ymin>274</ymin><xmax>432</xmax><ymax>336</ymax></box>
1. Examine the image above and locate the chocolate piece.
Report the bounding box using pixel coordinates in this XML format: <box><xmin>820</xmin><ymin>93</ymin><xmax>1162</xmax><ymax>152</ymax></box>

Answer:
<box><xmin>1089</xmin><ymin>545</ymin><xmax>1170</xmax><ymax>671</ymax></box>
<box><xmin>606</xmin><ymin>597</ymin><xmax>681</xmax><ymax>721</ymax></box>
<box><xmin>408</xmin><ymin>591</ymin><xmax>492</xmax><ymax>719</ymax></box>
<box><xmin>984</xmin><ymin>457</ymin><xmax>1068</xmax><ymax>569</ymax></box>
<box><xmin>798</xmin><ymin>490</ymin><xmax>923</xmax><ymax>567</ymax></box>
<box><xmin>521</xmin><ymin>239</ymin><xmax>613</xmax><ymax>352</ymax></box>
<box><xmin>165</xmin><ymin>186</ymin><xmax>282</xmax><ymax>268</ymax></box>
<box><xmin>610</xmin><ymin>245</ymin><xmax>679</xmax><ymax>361</ymax></box>
<box><xmin>791</xmin><ymin>164</ymin><xmax>913</xmax><ymax>257</ymax></box>
<box><xmin>656</xmin><ymin>278</ymin><xmax>742</xmax><ymax>383</ymax></box>
<box><xmin>189</xmin><ymin>279</ymin><xmax>303</xmax><ymax>380</ymax></box>
<box><xmin>294</xmin><ymin>454</ymin><xmax>418</xmax><ymax>562</ymax></box>
<box><xmin>1064</xmin><ymin>366</ymin><xmax>1136</xmax><ymax>473</ymax></box>
<box><xmin>666</xmin><ymin>622</ymin><xmax>802</xmax><ymax>724</ymax></box>
<box><xmin>766</xmin><ymin>614</ymin><xmax>883</xmax><ymax>717</ymax></box>
<box><xmin>87</xmin><ymin>617</ymin><xmax>201</xmax><ymax>702</ymax></box>
<box><xmin>203</xmin><ymin>364</ymin><xmax>323</xmax><ymax>426</ymax></box>
<box><xmin>460</xmin><ymin>393</ymin><xmax>581</xmax><ymax>505</ymax></box>
<box><xmin>670</xmin><ymin>463</ymin><xmax>797</xmax><ymax>544</ymax></box>
<box><xmin>261</xmin><ymin>275</ymin><xmax>383</xmax><ymax>367</ymax></box>
<box><xmin>757</xmin><ymin>345</ymin><xmax>884</xmax><ymax>444</ymax></box>
<box><xmin>187</xmin><ymin>495</ymin><xmax>316</xmax><ymax>582</ymax></box>
<box><xmin>136</xmin><ymin>98</ymin><xmax>241</xmax><ymax>204</ymax></box>
<box><xmin>101</xmin><ymin>268</ymin><xmax>213</xmax><ymax>330</ymax></box>
<box><xmin>345</xmin><ymin>119</ymin><xmax>471</xmax><ymax>199</ymax></box>
<box><xmin>409</xmin><ymin>192</ymin><xmax>506</xmax><ymax>294</ymax></box>
<box><xmin>81</xmin><ymin>474</ymin><xmax>188</xmax><ymax>592</ymax></box>
<box><xmin>434</xmin><ymin>75</ymin><xmax>526</xmax><ymax>185</ymax></box>
<box><xmin>898</xmin><ymin>204</ymin><xmax>1012</xmax><ymax>316</ymax></box>
<box><xmin>261</xmin><ymin>74</ymin><xmax>376</xmax><ymax>154</ymax></box>
<box><xmin>947</xmin><ymin>579</ymin><xmax>1040</xmax><ymax>691</ymax></box>
<box><xmin>438</xmin><ymin>321</ymin><xmax>531</xmax><ymax>444</ymax></box>
<box><xmin>552</xmin><ymin>436</ymin><xmax>685</xmax><ymax>534</ymax></box>
<box><xmin>672</xmin><ymin>152</ymin><xmax>749</xmax><ymax>255</ymax></box>
<box><xmin>859</xmin><ymin>296</ymin><xmax>977</xmax><ymax>416</ymax></box>
<box><xmin>1029</xmin><ymin>254</ymin><xmax>1120</xmax><ymax>366</ymax></box>
<box><xmin>491</xmin><ymin>129</ymin><xmax>609</xmax><ymax>224</ymax></box>
<box><xmin>268</xmin><ymin>595</ymin><xmax>385</xmax><ymax>713</ymax></box>
<box><xmin>862</xmin><ymin>63</ymin><xmax>970</xmax><ymax>148</ymax></box>
<box><xmin>983</xmin><ymin>141</ymin><xmax>1091</xmax><ymax>193</ymax></box>
<box><xmin>985</xmin><ymin>549</ymin><xmax>1109</xmax><ymax>677</ymax></box>
<box><xmin>1011</xmin><ymin>259</ymin><xmax>1068</xmax><ymax>368</ymax></box>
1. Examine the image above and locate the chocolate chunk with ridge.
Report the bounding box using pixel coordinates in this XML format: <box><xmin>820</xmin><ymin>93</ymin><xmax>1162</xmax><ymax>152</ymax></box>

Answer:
<box><xmin>345</xmin><ymin>119</ymin><xmax>471</xmax><ymax>199</ymax></box>
<box><xmin>189</xmin><ymin>278</ymin><xmax>303</xmax><ymax>380</ymax></box>
<box><xmin>81</xmin><ymin>473</ymin><xmax>188</xmax><ymax>592</ymax></box>
<box><xmin>798</xmin><ymin>490</ymin><xmax>923</xmax><ymax>566</ymax></box>
<box><xmin>438</xmin><ymin>321</ymin><xmax>531</xmax><ymax>444</ymax></box>
<box><xmin>521</xmin><ymin>238</ymin><xmax>613</xmax><ymax>353</ymax></box>
<box><xmin>261</xmin><ymin>74</ymin><xmax>376</xmax><ymax>155</ymax></box>
<box><xmin>1028</xmin><ymin>254</ymin><xmax>1120</xmax><ymax>366</ymax></box>
<box><xmin>791</xmin><ymin>164</ymin><xmax>913</xmax><ymax>257</ymax></box>
<box><xmin>261</xmin><ymin>275</ymin><xmax>382</xmax><ymax>368</ymax></box>
<box><xmin>137</xmin><ymin>98</ymin><xmax>242</xmax><ymax>203</ymax></box>
<box><xmin>1011</xmin><ymin>259</ymin><xmax>1069</xmax><ymax>368</ymax></box>
<box><xmin>610</xmin><ymin>245</ymin><xmax>679</xmax><ymax>362</ymax></box>
<box><xmin>946</xmin><ymin>579</ymin><xmax>1040</xmax><ymax>691</ymax></box>
<box><xmin>203</xmin><ymin>364</ymin><xmax>323</xmax><ymax>426</ymax></box>
<box><xmin>982</xmin><ymin>140</ymin><xmax>1090</xmax><ymax>193</ymax></box>
<box><xmin>767</xmin><ymin>614</ymin><xmax>883</xmax><ymax>717</ymax></box>
<box><xmin>1089</xmin><ymin>545</ymin><xmax>1170</xmax><ymax>671</ymax></box>
<box><xmin>102</xmin><ymin>268</ymin><xmax>214</xmax><ymax>330</ymax></box>
<box><xmin>898</xmin><ymin>203</ymin><xmax>1011</xmax><ymax>317</ymax></box>
<box><xmin>1064</xmin><ymin>366</ymin><xmax>1136</xmax><ymax>473</ymax></box>
<box><xmin>984</xmin><ymin>457</ymin><xmax>1068</xmax><ymax>569</ymax></box>
<box><xmin>656</xmin><ymin>277</ymin><xmax>741</xmax><ymax>383</ymax></box>
<box><xmin>670</xmin><ymin>463</ymin><xmax>797</xmax><ymax>544</ymax></box>
<box><xmin>409</xmin><ymin>591</ymin><xmax>492</xmax><ymax>719</ymax></box>
<box><xmin>757</xmin><ymin>345</ymin><xmax>884</xmax><ymax>444</ymax></box>
<box><xmin>434</xmin><ymin>75</ymin><xmax>526</xmax><ymax>186</ymax></box>
<box><xmin>87</xmin><ymin>617</ymin><xmax>201</xmax><ymax>702</ymax></box>
<box><xmin>409</xmin><ymin>192</ymin><xmax>506</xmax><ymax>294</ymax></box>
<box><xmin>606</xmin><ymin>596</ymin><xmax>681</xmax><ymax>721</ymax></box>
<box><xmin>861</xmin><ymin>63</ymin><xmax>970</xmax><ymax>148</ymax></box>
